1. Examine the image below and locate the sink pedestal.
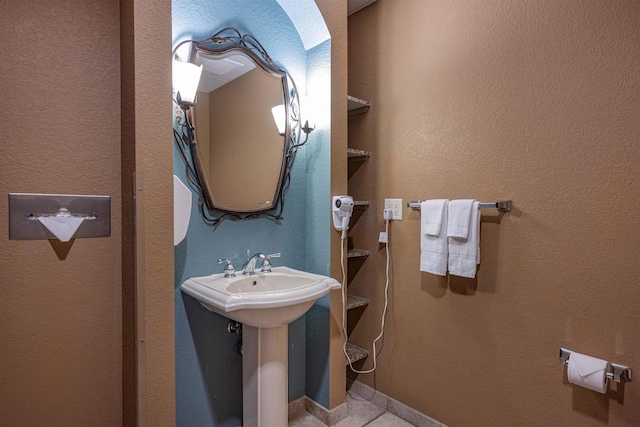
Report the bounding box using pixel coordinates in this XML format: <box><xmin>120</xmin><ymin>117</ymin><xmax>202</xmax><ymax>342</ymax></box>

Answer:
<box><xmin>243</xmin><ymin>325</ymin><xmax>288</xmax><ymax>427</ymax></box>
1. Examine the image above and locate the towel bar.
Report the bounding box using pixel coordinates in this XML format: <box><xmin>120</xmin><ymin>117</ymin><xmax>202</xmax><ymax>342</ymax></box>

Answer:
<box><xmin>559</xmin><ymin>348</ymin><xmax>632</xmax><ymax>383</ymax></box>
<box><xmin>407</xmin><ymin>198</ymin><xmax>511</xmax><ymax>212</ymax></box>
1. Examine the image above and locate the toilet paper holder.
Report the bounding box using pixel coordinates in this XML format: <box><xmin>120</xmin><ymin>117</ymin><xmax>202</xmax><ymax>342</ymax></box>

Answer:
<box><xmin>560</xmin><ymin>348</ymin><xmax>632</xmax><ymax>383</ymax></box>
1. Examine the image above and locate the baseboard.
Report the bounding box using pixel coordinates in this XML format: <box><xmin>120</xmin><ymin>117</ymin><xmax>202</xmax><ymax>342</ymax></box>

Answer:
<box><xmin>305</xmin><ymin>396</ymin><xmax>348</xmax><ymax>425</ymax></box>
<box><xmin>288</xmin><ymin>396</ymin><xmax>348</xmax><ymax>426</ymax></box>
<box><xmin>348</xmin><ymin>381</ymin><xmax>446</xmax><ymax>427</ymax></box>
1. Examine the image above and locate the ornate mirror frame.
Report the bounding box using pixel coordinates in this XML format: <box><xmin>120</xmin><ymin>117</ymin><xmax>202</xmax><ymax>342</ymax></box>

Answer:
<box><xmin>173</xmin><ymin>28</ymin><xmax>304</xmax><ymax>225</ymax></box>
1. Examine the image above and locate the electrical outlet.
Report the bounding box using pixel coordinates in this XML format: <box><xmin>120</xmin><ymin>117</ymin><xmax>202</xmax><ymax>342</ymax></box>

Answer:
<box><xmin>384</xmin><ymin>198</ymin><xmax>403</xmax><ymax>220</ymax></box>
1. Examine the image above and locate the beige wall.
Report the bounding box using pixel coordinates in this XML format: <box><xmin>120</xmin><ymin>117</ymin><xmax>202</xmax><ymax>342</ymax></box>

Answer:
<box><xmin>348</xmin><ymin>1</ymin><xmax>640</xmax><ymax>426</ymax></box>
<box><xmin>0</xmin><ymin>0</ymin><xmax>174</xmax><ymax>425</ymax></box>
<box><xmin>315</xmin><ymin>0</ymin><xmax>349</xmax><ymax>410</ymax></box>
<box><xmin>121</xmin><ymin>0</ymin><xmax>175</xmax><ymax>424</ymax></box>
<box><xmin>0</xmin><ymin>1</ymin><xmax>123</xmax><ymax>425</ymax></box>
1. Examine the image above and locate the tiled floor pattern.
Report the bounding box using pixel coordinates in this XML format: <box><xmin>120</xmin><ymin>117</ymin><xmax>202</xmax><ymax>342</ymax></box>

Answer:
<box><xmin>289</xmin><ymin>391</ymin><xmax>414</xmax><ymax>427</ymax></box>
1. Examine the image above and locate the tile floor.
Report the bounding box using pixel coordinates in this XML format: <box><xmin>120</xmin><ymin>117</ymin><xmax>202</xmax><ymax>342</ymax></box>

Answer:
<box><xmin>289</xmin><ymin>391</ymin><xmax>415</xmax><ymax>427</ymax></box>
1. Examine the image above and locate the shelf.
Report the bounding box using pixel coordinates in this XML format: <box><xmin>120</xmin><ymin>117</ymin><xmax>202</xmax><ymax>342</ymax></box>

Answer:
<box><xmin>347</xmin><ymin>147</ymin><xmax>371</xmax><ymax>160</ymax></box>
<box><xmin>347</xmin><ymin>249</ymin><xmax>370</xmax><ymax>259</ymax></box>
<box><xmin>346</xmin><ymin>90</ymin><xmax>371</xmax><ymax>372</ymax></box>
<box><xmin>345</xmin><ymin>342</ymin><xmax>369</xmax><ymax>365</ymax></box>
<box><xmin>347</xmin><ymin>295</ymin><xmax>370</xmax><ymax>310</ymax></box>
<box><xmin>347</xmin><ymin>95</ymin><xmax>371</xmax><ymax>115</ymax></box>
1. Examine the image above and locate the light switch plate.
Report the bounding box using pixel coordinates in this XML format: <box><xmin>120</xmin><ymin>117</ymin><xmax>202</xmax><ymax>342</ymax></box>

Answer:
<box><xmin>384</xmin><ymin>198</ymin><xmax>403</xmax><ymax>220</ymax></box>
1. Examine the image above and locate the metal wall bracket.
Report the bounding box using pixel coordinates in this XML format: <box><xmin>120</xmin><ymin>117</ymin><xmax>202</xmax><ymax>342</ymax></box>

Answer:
<box><xmin>495</xmin><ymin>199</ymin><xmax>512</xmax><ymax>212</ymax></box>
<box><xmin>9</xmin><ymin>193</ymin><xmax>111</xmax><ymax>240</ymax></box>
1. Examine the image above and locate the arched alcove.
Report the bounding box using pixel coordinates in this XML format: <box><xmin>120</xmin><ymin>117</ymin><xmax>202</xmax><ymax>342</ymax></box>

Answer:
<box><xmin>172</xmin><ymin>1</ymin><xmax>333</xmax><ymax>425</ymax></box>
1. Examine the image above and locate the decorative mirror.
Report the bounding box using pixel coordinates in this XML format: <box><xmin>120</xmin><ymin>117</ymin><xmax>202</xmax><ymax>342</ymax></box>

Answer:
<box><xmin>172</xmin><ymin>28</ymin><xmax>313</xmax><ymax>224</ymax></box>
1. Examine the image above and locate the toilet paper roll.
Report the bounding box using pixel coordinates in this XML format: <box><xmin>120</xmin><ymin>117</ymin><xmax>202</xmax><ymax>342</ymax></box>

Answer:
<box><xmin>37</xmin><ymin>216</ymin><xmax>85</xmax><ymax>242</ymax></box>
<box><xmin>567</xmin><ymin>351</ymin><xmax>609</xmax><ymax>394</ymax></box>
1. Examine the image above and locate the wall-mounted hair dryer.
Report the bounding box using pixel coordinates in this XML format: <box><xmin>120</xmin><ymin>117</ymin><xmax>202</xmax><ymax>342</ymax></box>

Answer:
<box><xmin>332</xmin><ymin>196</ymin><xmax>354</xmax><ymax>238</ymax></box>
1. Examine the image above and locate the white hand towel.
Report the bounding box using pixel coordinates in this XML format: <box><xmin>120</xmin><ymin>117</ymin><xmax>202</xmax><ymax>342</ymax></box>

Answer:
<box><xmin>448</xmin><ymin>201</ymin><xmax>481</xmax><ymax>278</ymax></box>
<box><xmin>447</xmin><ymin>199</ymin><xmax>475</xmax><ymax>239</ymax></box>
<box><xmin>567</xmin><ymin>352</ymin><xmax>609</xmax><ymax>394</ymax></box>
<box><xmin>422</xmin><ymin>199</ymin><xmax>448</xmax><ymax>236</ymax></box>
<box><xmin>420</xmin><ymin>200</ymin><xmax>449</xmax><ymax>276</ymax></box>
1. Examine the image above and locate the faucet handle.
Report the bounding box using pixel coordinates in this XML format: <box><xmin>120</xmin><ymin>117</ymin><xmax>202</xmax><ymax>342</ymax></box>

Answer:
<box><xmin>217</xmin><ymin>259</ymin><xmax>236</xmax><ymax>278</ymax></box>
<box><xmin>261</xmin><ymin>253</ymin><xmax>281</xmax><ymax>273</ymax></box>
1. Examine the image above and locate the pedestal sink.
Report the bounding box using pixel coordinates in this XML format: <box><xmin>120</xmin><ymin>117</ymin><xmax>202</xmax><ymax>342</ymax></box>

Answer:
<box><xmin>181</xmin><ymin>266</ymin><xmax>340</xmax><ymax>427</ymax></box>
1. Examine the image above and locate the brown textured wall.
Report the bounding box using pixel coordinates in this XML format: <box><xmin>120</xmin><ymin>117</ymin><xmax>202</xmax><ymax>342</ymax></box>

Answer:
<box><xmin>120</xmin><ymin>1</ymin><xmax>136</xmax><ymax>423</ymax></box>
<box><xmin>315</xmin><ymin>0</ymin><xmax>349</xmax><ymax>409</ymax></box>
<box><xmin>0</xmin><ymin>1</ymin><xmax>123</xmax><ymax>425</ymax></box>
<box><xmin>348</xmin><ymin>1</ymin><xmax>640</xmax><ymax>426</ymax></box>
<box><xmin>120</xmin><ymin>0</ymin><xmax>175</xmax><ymax>424</ymax></box>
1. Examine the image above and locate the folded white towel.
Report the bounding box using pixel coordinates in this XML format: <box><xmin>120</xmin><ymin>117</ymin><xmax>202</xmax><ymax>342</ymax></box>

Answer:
<box><xmin>420</xmin><ymin>200</ymin><xmax>449</xmax><ymax>276</ymax></box>
<box><xmin>447</xmin><ymin>199</ymin><xmax>475</xmax><ymax>239</ymax></box>
<box><xmin>422</xmin><ymin>199</ymin><xmax>448</xmax><ymax>236</ymax></box>
<box><xmin>448</xmin><ymin>201</ymin><xmax>481</xmax><ymax>278</ymax></box>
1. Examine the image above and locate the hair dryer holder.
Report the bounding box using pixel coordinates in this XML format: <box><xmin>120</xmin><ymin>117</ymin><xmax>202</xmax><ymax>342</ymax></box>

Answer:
<box><xmin>332</xmin><ymin>195</ymin><xmax>354</xmax><ymax>232</ymax></box>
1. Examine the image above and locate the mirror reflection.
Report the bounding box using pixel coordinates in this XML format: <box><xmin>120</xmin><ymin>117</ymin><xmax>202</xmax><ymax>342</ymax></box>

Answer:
<box><xmin>192</xmin><ymin>50</ymin><xmax>286</xmax><ymax>212</ymax></box>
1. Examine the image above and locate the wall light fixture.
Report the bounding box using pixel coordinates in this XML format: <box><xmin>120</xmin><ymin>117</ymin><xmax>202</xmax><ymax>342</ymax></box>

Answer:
<box><xmin>172</xmin><ymin>59</ymin><xmax>203</xmax><ymax>108</ymax></box>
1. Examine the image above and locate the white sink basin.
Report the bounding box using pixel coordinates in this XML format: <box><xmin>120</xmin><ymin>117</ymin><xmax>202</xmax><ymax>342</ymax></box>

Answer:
<box><xmin>181</xmin><ymin>266</ymin><xmax>340</xmax><ymax>328</ymax></box>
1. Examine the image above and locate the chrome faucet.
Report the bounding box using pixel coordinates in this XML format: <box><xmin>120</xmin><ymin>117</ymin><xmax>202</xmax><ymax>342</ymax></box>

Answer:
<box><xmin>218</xmin><ymin>258</ymin><xmax>236</xmax><ymax>278</ymax></box>
<box><xmin>260</xmin><ymin>253</ymin><xmax>281</xmax><ymax>272</ymax></box>
<box><xmin>243</xmin><ymin>253</ymin><xmax>266</xmax><ymax>275</ymax></box>
<box><xmin>242</xmin><ymin>252</ymin><xmax>282</xmax><ymax>275</ymax></box>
